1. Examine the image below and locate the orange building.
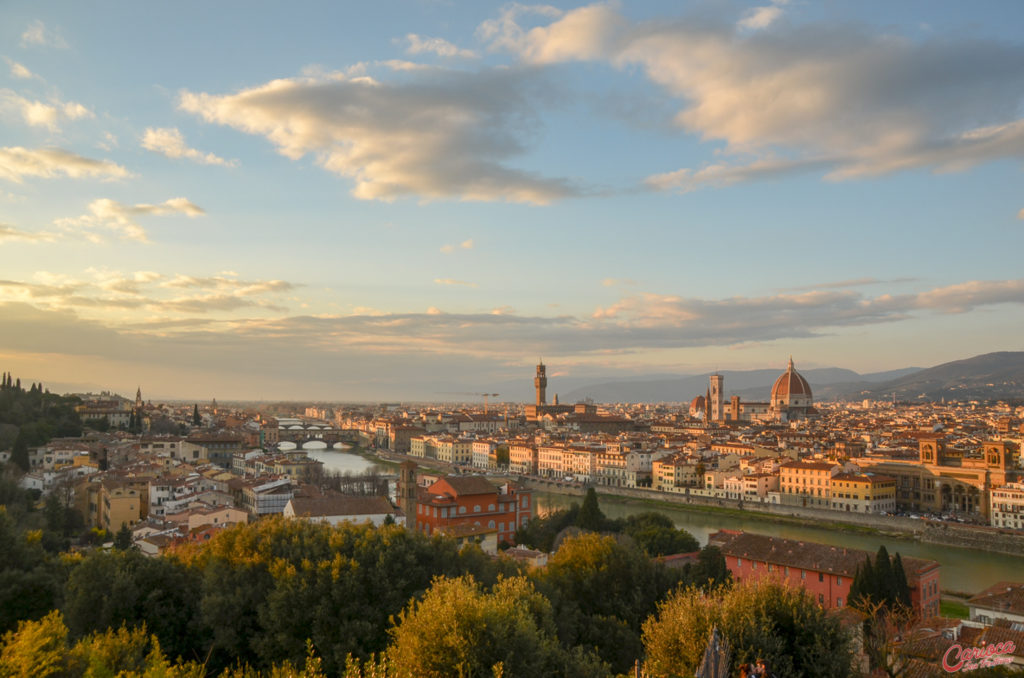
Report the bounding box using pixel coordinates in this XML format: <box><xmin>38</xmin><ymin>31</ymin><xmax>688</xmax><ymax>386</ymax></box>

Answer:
<box><xmin>710</xmin><ymin>531</ymin><xmax>941</xmax><ymax>618</ymax></box>
<box><xmin>412</xmin><ymin>475</ymin><xmax>531</xmax><ymax>546</ymax></box>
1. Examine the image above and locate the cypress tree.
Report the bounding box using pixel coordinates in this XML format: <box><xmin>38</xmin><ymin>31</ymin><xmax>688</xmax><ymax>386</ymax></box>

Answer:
<box><xmin>874</xmin><ymin>545</ymin><xmax>896</xmax><ymax>608</ymax></box>
<box><xmin>893</xmin><ymin>553</ymin><xmax>912</xmax><ymax>610</ymax></box>
<box><xmin>192</xmin><ymin>404</ymin><xmax>201</xmax><ymax>426</ymax></box>
<box><xmin>576</xmin><ymin>487</ymin><xmax>606</xmax><ymax>531</ymax></box>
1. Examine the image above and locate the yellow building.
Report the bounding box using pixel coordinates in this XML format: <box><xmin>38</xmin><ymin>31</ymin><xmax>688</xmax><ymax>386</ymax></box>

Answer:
<box><xmin>779</xmin><ymin>461</ymin><xmax>841</xmax><ymax>508</ymax></box>
<box><xmin>829</xmin><ymin>472</ymin><xmax>896</xmax><ymax>513</ymax></box>
<box><xmin>101</xmin><ymin>481</ymin><xmax>142</xmax><ymax>532</ymax></box>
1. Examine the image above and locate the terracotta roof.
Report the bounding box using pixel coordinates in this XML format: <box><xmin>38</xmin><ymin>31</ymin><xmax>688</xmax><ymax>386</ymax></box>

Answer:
<box><xmin>968</xmin><ymin>581</ymin><xmax>1024</xmax><ymax>616</ymax></box>
<box><xmin>771</xmin><ymin>357</ymin><xmax>812</xmax><ymax>400</ymax></box>
<box><xmin>709</xmin><ymin>531</ymin><xmax>938</xmax><ymax>581</ymax></box>
<box><xmin>288</xmin><ymin>494</ymin><xmax>394</xmax><ymax>518</ymax></box>
<box><xmin>434</xmin><ymin>476</ymin><xmax>499</xmax><ymax>497</ymax></box>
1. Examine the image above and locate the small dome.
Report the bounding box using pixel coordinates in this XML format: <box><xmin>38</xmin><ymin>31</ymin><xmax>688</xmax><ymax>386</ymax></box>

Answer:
<box><xmin>771</xmin><ymin>357</ymin><xmax>812</xmax><ymax>403</ymax></box>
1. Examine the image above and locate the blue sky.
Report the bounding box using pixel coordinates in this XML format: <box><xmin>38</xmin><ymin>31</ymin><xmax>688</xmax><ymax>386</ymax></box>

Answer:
<box><xmin>2</xmin><ymin>1</ymin><xmax>1023</xmax><ymax>400</ymax></box>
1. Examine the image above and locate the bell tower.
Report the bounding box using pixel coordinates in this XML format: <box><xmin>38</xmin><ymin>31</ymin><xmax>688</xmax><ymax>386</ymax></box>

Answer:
<box><xmin>709</xmin><ymin>373</ymin><xmax>724</xmax><ymax>422</ymax></box>
<box><xmin>534</xmin><ymin>360</ymin><xmax>547</xmax><ymax>407</ymax></box>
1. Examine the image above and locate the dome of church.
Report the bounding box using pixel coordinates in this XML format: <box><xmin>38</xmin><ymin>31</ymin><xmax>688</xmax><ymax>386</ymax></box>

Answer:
<box><xmin>690</xmin><ymin>395</ymin><xmax>706</xmax><ymax>411</ymax></box>
<box><xmin>770</xmin><ymin>357</ymin><xmax>812</xmax><ymax>404</ymax></box>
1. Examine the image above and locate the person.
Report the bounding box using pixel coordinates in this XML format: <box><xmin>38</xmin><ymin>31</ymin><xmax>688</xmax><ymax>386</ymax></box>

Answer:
<box><xmin>754</xmin><ymin>658</ymin><xmax>772</xmax><ymax>677</ymax></box>
<box><xmin>738</xmin><ymin>663</ymin><xmax>752</xmax><ymax>678</ymax></box>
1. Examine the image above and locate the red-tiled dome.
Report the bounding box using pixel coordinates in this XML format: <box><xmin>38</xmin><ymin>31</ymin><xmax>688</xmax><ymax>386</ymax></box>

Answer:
<box><xmin>690</xmin><ymin>395</ymin><xmax>706</xmax><ymax>411</ymax></box>
<box><xmin>771</xmin><ymin>357</ymin><xmax>812</xmax><ymax>402</ymax></box>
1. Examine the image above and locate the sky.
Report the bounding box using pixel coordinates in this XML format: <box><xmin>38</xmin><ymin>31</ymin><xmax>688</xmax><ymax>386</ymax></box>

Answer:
<box><xmin>1</xmin><ymin>1</ymin><xmax>1024</xmax><ymax>401</ymax></box>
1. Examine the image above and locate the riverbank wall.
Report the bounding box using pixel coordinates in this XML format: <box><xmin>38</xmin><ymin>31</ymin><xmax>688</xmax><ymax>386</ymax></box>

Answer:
<box><xmin>521</xmin><ymin>478</ymin><xmax>1024</xmax><ymax>558</ymax></box>
<box><xmin>366</xmin><ymin>449</ymin><xmax>1024</xmax><ymax>558</ymax></box>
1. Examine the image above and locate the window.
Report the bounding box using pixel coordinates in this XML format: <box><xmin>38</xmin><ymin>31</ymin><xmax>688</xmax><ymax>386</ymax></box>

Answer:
<box><xmin>737</xmin><ymin>558</ymin><xmax>743</xmax><ymax>567</ymax></box>
<box><xmin>818</xmin><ymin>594</ymin><xmax>824</xmax><ymax>604</ymax></box>
<box><xmin>837</xmin><ymin>598</ymin><xmax>843</xmax><ymax>607</ymax></box>
<box><xmin>818</xmin><ymin>572</ymin><xmax>823</xmax><ymax>582</ymax></box>
<box><xmin>836</xmin><ymin>576</ymin><xmax>842</xmax><ymax>585</ymax></box>
<box><xmin>488</xmin><ymin>520</ymin><xmax>495</xmax><ymax>529</ymax></box>
<box><xmin>488</xmin><ymin>504</ymin><xmax>495</xmax><ymax>512</ymax></box>
<box><xmin>458</xmin><ymin>506</ymin><xmax>466</xmax><ymax>514</ymax></box>
<box><xmin>474</xmin><ymin>504</ymin><xmax>481</xmax><ymax>513</ymax></box>
<box><xmin>785</xmin><ymin>567</ymin><xmax>790</xmax><ymax>576</ymax></box>
<box><xmin>752</xmin><ymin>561</ymin><xmax>757</xmax><ymax>570</ymax></box>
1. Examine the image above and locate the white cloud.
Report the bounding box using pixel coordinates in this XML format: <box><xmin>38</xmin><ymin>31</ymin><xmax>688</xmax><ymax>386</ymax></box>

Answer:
<box><xmin>4</xmin><ymin>58</ymin><xmax>37</xmax><ymax>80</ymax></box>
<box><xmin>55</xmin><ymin>197</ymin><xmax>204</xmax><ymax>243</ymax></box>
<box><xmin>179</xmin><ymin>68</ymin><xmax>577</xmax><ymax>204</ymax></box>
<box><xmin>481</xmin><ymin>3</ymin><xmax>1024</xmax><ymax>190</ymax></box>
<box><xmin>0</xmin><ymin>269</ymin><xmax>295</xmax><ymax>317</ymax></box>
<box><xmin>440</xmin><ymin>238</ymin><xmax>475</xmax><ymax>254</ymax></box>
<box><xmin>1018</xmin><ymin>208</ymin><xmax>1024</xmax><ymax>220</ymax></box>
<box><xmin>0</xmin><ymin>147</ymin><xmax>130</xmax><ymax>183</ymax></box>
<box><xmin>434</xmin><ymin>278</ymin><xmax>478</xmax><ymax>287</ymax></box>
<box><xmin>0</xmin><ymin>223</ymin><xmax>54</xmax><ymax>243</ymax></box>
<box><xmin>141</xmin><ymin>127</ymin><xmax>237</xmax><ymax>167</ymax></box>
<box><xmin>738</xmin><ymin>1</ymin><xmax>789</xmax><ymax>31</ymax></box>
<box><xmin>21</xmin><ymin>20</ymin><xmax>69</xmax><ymax>49</ymax></box>
<box><xmin>0</xmin><ymin>89</ymin><xmax>93</xmax><ymax>131</ymax></box>
<box><xmin>404</xmin><ymin>34</ymin><xmax>477</xmax><ymax>59</ymax></box>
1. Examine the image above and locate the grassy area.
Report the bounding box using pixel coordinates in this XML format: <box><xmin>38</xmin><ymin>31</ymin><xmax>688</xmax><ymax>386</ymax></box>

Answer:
<box><xmin>940</xmin><ymin>599</ymin><xmax>970</xmax><ymax>619</ymax></box>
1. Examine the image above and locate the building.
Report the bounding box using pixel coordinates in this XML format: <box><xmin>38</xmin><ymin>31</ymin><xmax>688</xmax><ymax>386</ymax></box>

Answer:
<box><xmin>779</xmin><ymin>460</ymin><xmax>842</xmax><ymax>508</ymax></box>
<box><xmin>991</xmin><ymin>482</ymin><xmax>1024</xmax><ymax>529</ymax></box>
<box><xmin>411</xmin><ymin>475</ymin><xmax>531</xmax><ymax>546</ymax></box>
<box><xmin>524</xmin><ymin>360</ymin><xmax>574</xmax><ymax>421</ymax></box>
<box><xmin>693</xmin><ymin>357</ymin><xmax>816</xmax><ymax>424</ymax></box>
<box><xmin>710</xmin><ymin>530</ymin><xmax>941</xmax><ymax>618</ymax></box>
<box><xmin>829</xmin><ymin>472</ymin><xmax>897</xmax><ymax>514</ymax></box>
<box><xmin>968</xmin><ymin>582</ymin><xmax>1024</xmax><ymax>627</ymax></box>
<box><xmin>284</xmin><ymin>494</ymin><xmax>403</xmax><ymax>527</ymax></box>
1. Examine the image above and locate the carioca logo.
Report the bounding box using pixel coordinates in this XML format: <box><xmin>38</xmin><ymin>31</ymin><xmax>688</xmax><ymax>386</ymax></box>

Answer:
<box><xmin>942</xmin><ymin>641</ymin><xmax>1016</xmax><ymax>672</ymax></box>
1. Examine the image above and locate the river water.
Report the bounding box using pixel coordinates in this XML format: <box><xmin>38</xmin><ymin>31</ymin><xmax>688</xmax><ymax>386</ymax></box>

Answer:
<box><xmin>535</xmin><ymin>492</ymin><xmax>1024</xmax><ymax>595</ymax></box>
<box><xmin>300</xmin><ymin>449</ymin><xmax>1022</xmax><ymax>594</ymax></box>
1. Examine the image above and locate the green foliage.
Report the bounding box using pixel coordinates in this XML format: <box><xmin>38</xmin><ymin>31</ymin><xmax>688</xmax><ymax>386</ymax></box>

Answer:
<box><xmin>0</xmin><ymin>507</ymin><xmax>65</xmax><ymax>634</ymax></box>
<box><xmin>620</xmin><ymin>512</ymin><xmax>700</xmax><ymax>556</ymax></box>
<box><xmin>0</xmin><ymin>376</ymin><xmax>82</xmax><ymax>465</ymax></box>
<box><xmin>642</xmin><ymin>578</ymin><xmax>854</xmax><ymax>678</ymax></box>
<box><xmin>575</xmin><ymin>488</ymin><xmax>605</xmax><ymax>531</ymax></box>
<box><xmin>533</xmin><ymin>533</ymin><xmax>686</xmax><ymax>674</ymax></box>
<box><xmin>849</xmin><ymin>546</ymin><xmax>912</xmax><ymax>612</ymax></box>
<box><xmin>494</xmin><ymin>445</ymin><xmax>510</xmax><ymax>468</ymax></box>
<box><xmin>192</xmin><ymin>404</ymin><xmax>201</xmax><ymax>427</ymax></box>
<box><xmin>388</xmin><ymin>574</ymin><xmax>606</xmax><ymax>678</ymax></box>
<box><xmin>0</xmin><ymin>610</ymin><xmax>205</xmax><ymax>678</ymax></box>
<box><xmin>62</xmin><ymin>549</ymin><xmax>204</xmax><ymax>663</ymax></box>
<box><xmin>114</xmin><ymin>523</ymin><xmax>133</xmax><ymax>550</ymax></box>
<box><xmin>177</xmin><ymin>517</ymin><xmax>521</xmax><ymax>674</ymax></box>
<box><xmin>514</xmin><ymin>503</ymin><xmax>579</xmax><ymax>552</ymax></box>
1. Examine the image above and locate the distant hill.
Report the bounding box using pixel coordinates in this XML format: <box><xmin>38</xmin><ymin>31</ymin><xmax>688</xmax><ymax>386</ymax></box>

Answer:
<box><xmin>854</xmin><ymin>351</ymin><xmax>1024</xmax><ymax>402</ymax></box>
<box><xmin>562</xmin><ymin>366</ymin><xmax>923</xmax><ymax>404</ymax></box>
<box><xmin>558</xmin><ymin>352</ymin><xmax>1024</xmax><ymax>404</ymax></box>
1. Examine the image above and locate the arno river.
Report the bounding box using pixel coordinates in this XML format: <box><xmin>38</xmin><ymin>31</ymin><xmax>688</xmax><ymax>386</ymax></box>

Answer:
<box><xmin>303</xmin><ymin>447</ymin><xmax>1022</xmax><ymax>595</ymax></box>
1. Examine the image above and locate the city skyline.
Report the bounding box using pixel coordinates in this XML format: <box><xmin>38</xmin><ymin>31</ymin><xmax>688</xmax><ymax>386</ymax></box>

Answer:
<box><xmin>2</xmin><ymin>1</ymin><xmax>1024</xmax><ymax>400</ymax></box>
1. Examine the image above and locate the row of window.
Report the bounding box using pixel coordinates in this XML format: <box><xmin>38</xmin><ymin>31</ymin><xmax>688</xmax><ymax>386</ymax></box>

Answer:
<box><xmin>736</xmin><ymin>557</ymin><xmax>840</xmax><ymax>585</ymax></box>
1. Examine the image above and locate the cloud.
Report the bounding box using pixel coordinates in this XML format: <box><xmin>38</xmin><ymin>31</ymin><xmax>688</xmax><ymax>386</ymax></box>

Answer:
<box><xmin>434</xmin><ymin>278</ymin><xmax>478</xmax><ymax>287</ymax></box>
<box><xmin>404</xmin><ymin>34</ymin><xmax>477</xmax><ymax>59</ymax></box>
<box><xmin>179</xmin><ymin>68</ymin><xmax>578</xmax><ymax>204</ymax></box>
<box><xmin>0</xmin><ymin>89</ymin><xmax>93</xmax><ymax>131</ymax></box>
<box><xmin>481</xmin><ymin>3</ymin><xmax>1024</xmax><ymax>190</ymax></box>
<box><xmin>738</xmin><ymin>0</ymin><xmax>789</xmax><ymax>31</ymax></box>
<box><xmin>0</xmin><ymin>223</ymin><xmax>55</xmax><ymax>243</ymax></box>
<box><xmin>602</xmin><ymin>278</ymin><xmax>636</xmax><ymax>287</ymax></box>
<box><xmin>54</xmin><ymin>197</ymin><xmax>204</xmax><ymax>243</ymax></box>
<box><xmin>21</xmin><ymin>20</ymin><xmax>68</xmax><ymax>49</ymax></box>
<box><xmin>0</xmin><ymin>269</ymin><xmax>296</xmax><ymax>317</ymax></box>
<box><xmin>440</xmin><ymin>238</ymin><xmax>475</xmax><ymax>254</ymax></box>
<box><xmin>1019</xmin><ymin>208</ymin><xmax>1024</xmax><ymax>220</ymax></box>
<box><xmin>780</xmin><ymin>277</ymin><xmax>917</xmax><ymax>292</ymax></box>
<box><xmin>141</xmin><ymin>127</ymin><xmax>237</xmax><ymax>167</ymax></box>
<box><xmin>4</xmin><ymin>58</ymin><xmax>37</xmax><ymax>80</ymax></box>
<box><xmin>0</xmin><ymin>147</ymin><xmax>130</xmax><ymax>183</ymax></box>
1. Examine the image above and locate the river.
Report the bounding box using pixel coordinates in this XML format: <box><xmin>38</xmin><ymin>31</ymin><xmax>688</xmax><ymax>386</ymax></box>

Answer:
<box><xmin>302</xmin><ymin>450</ymin><xmax>1023</xmax><ymax>594</ymax></box>
<box><xmin>535</xmin><ymin>491</ymin><xmax>1024</xmax><ymax>596</ymax></box>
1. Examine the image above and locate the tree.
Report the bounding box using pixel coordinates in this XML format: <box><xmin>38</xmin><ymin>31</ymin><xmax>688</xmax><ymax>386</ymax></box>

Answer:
<box><xmin>643</xmin><ymin>578</ymin><xmax>854</xmax><ymax>678</ymax></box>
<box><xmin>621</xmin><ymin>512</ymin><xmax>699</xmax><ymax>556</ymax></box>
<box><xmin>388</xmin><ymin>575</ymin><xmax>606</xmax><ymax>678</ymax></box>
<box><xmin>534</xmin><ymin>533</ymin><xmax>685</xmax><ymax>673</ymax></box>
<box><xmin>192</xmin><ymin>404</ymin><xmax>201</xmax><ymax>427</ymax></box>
<box><xmin>495</xmin><ymin>445</ymin><xmax>510</xmax><ymax>469</ymax></box>
<box><xmin>575</xmin><ymin>488</ymin><xmax>605</xmax><ymax>531</ymax></box>
<box><xmin>113</xmin><ymin>524</ymin><xmax>132</xmax><ymax>550</ymax></box>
